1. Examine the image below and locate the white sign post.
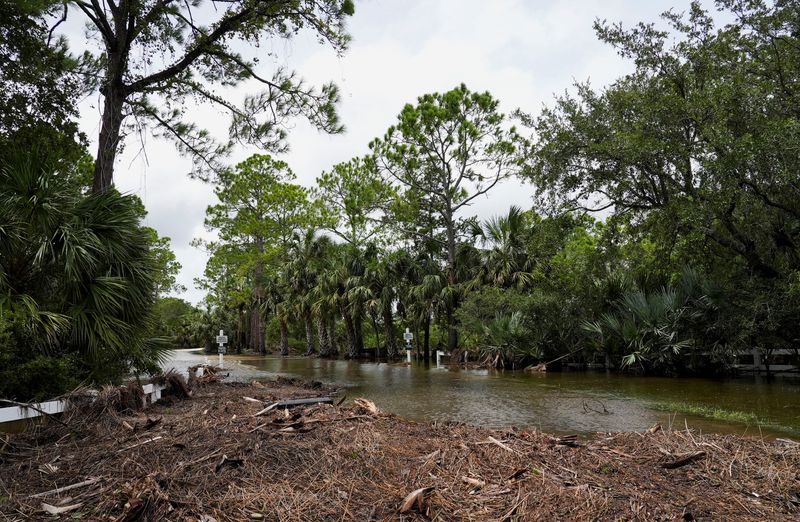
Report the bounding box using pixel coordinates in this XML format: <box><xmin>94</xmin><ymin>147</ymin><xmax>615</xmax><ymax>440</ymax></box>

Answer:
<box><xmin>216</xmin><ymin>329</ymin><xmax>228</xmax><ymax>368</ymax></box>
<box><xmin>403</xmin><ymin>328</ymin><xmax>413</xmax><ymax>362</ymax></box>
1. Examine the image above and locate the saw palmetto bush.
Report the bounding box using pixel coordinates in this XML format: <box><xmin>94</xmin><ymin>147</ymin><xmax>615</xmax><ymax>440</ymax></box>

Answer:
<box><xmin>582</xmin><ymin>268</ymin><xmax>721</xmax><ymax>375</ymax></box>
<box><xmin>0</xmin><ymin>150</ymin><xmax>168</xmax><ymax>400</ymax></box>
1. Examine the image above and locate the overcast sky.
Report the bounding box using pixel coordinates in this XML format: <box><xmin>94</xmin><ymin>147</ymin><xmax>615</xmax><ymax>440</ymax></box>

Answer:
<box><xmin>67</xmin><ymin>0</ymin><xmax>718</xmax><ymax>304</ymax></box>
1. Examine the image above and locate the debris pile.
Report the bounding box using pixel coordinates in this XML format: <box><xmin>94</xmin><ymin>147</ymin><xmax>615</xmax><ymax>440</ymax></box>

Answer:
<box><xmin>1</xmin><ymin>380</ymin><xmax>798</xmax><ymax>521</ymax></box>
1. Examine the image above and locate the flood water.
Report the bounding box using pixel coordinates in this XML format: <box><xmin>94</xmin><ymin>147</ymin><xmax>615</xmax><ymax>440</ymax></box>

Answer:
<box><xmin>165</xmin><ymin>349</ymin><xmax>800</xmax><ymax>438</ymax></box>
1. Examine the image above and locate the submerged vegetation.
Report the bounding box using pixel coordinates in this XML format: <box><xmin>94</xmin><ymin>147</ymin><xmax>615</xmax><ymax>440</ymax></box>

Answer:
<box><xmin>652</xmin><ymin>401</ymin><xmax>766</xmax><ymax>427</ymax></box>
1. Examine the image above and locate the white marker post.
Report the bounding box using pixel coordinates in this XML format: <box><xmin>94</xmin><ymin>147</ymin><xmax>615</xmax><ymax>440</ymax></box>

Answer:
<box><xmin>403</xmin><ymin>328</ymin><xmax>414</xmax><ymax>362</ymax></box>
<box><xmin>216</xmin><ymin>329</ymin><xmax>228</xmax><ymax>369</ymax></box>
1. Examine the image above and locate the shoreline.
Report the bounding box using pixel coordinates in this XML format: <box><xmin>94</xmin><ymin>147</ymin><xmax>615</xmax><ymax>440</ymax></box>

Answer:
<box><xmin>1</xmin><ymin>378</ymin><xmax>798</xmax><ymax>520</ymax></box>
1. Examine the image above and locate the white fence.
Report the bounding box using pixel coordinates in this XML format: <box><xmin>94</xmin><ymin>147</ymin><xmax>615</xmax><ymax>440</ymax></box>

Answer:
<box><xmin>0</xmin><ymin>383</ymin><xmax>167</xmax><ymax>425</ymax></box>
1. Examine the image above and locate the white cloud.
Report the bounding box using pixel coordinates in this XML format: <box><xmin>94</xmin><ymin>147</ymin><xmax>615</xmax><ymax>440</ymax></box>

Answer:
<box><xmin>66</xmin><ymin>0</ymin><xmax>716</xmax><ymax>304</ymax></box>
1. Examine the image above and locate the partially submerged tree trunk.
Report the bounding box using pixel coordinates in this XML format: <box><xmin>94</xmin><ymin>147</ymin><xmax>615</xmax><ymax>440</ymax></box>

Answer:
<box><xmin>444</xmin><ymin>215</ymin><xmax>459</xmax><ymax>352</ymax></box>
<box><xmin>423</xmin><ymin>315</ymin><xmax>431</xmax><ymax>361</ymax></box>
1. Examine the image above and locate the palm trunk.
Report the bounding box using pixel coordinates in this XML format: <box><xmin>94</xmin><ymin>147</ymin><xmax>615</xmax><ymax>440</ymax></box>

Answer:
<box><xmin>382</xmin><ymin>300</ymin><xmax>396</xmax><ymax>358</ymax></box>
<box><xmin>370</xmin><ymin>311</ymin><xmax>381</xmax><ymax>358</ymax></box>
<box><xmin>423</xmin><ymin>314</ymin><xmax>431</xmax><ymax>360</ymax></box>
<box><xmin>304</xmin><ymin>309</ymin><xmax>315</xmax><ymax>355</ymax></box>
<box><xmin>341</xmin><ymin>302</ymin><xmax>357</xmax><ymax>358</ymax></box>
<box><xmin>327</xmin><ymin>316</ymin><xmax>338</xmax><ymax>356</ymax></box>
<box><xmin>353</xmin><ymin>302</ymin><xmax>365</xmax><ymax>356</ymax></box>
<box><xmin>279</xmin><ymin>316</ymin><xmax>289</xmax><ymax>356</ymax></box>
<box><xmin>317</xmin><ymin>313</ymin><xmax>330</xmax><ymax>356</ymax></box>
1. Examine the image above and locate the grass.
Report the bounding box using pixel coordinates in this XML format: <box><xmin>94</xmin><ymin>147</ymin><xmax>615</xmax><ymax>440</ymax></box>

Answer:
<box><xmin>652</xmin><ymin>401</ymin><xmax>764</xmax><ymax>425</ymax></box>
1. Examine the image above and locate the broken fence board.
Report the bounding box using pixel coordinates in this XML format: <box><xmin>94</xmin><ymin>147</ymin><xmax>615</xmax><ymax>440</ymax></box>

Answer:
<box><xmin>0</xmin><ymin>384</ymin><xmax>167</xmax><ymax>425</ymax></box>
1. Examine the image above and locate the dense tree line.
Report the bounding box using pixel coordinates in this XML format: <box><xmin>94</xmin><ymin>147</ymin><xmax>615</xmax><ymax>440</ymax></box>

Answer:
<box><xmin>3</xmin><ymin>0</ymin><xmax>799</xmax><ymax>403</ymax></box>
<box><xmin>194</xmin><ymin>1</ymin><xmax>800</xmax><ymax>376</ymax></box>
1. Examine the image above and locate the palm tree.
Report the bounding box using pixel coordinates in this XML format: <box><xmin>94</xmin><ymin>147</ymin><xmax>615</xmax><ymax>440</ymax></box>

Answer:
<box><xmin>582</xmin><ymin>268</ymin><xmax>718</xmax><ymax>373</ymax></box>
<box><xmin>473</xmin><ymin>206</ymin><xmax>535</xmax><ymax>289</ymax></box>
<box><xmin>287</xmin><ymin>229</ymin><xmax>331</xmax><ymax>355</ymax></box>
<box><xmin>0</xmin><ymin>149</ymin><xmax>168</xmax><ymax>388</ymax></box>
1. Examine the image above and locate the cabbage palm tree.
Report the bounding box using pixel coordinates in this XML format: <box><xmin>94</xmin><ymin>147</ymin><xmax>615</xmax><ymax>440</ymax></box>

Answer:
<box><xmin>0</xmin><ymin>149</ymin><xmax>167</xmax><ymax>387</ymax></box>
<box><xmin>473</xmin><ymin>206</ymin><xmax>534</xmax><ymax>289</ymax></box>
<box><xmin>287</xmin><ymin>229</ymin><xmax>331</xmax><ymax>355</ymax></box>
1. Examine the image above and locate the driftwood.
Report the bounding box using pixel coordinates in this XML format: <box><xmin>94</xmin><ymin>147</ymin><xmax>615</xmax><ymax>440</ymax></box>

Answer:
<box><xmin>353</xmin><ymin>398</ymin><xmax>379</xmax><ymax>414</ymax></box>
<box><xmin>41</xmin><ymin>502</ymin><xmax>83</xmax><ymax>515</ymax></box>
<box><xmin>461</xmin><ymin>476</ymin><xmax>486</xmax><ymax>488</ymax></box>
<box><xmin>482</xmin><ymin>436</ymin><xmax>518</xmax><ymax>454</ymax></box>
<box><xmin>29</xmin><ymin>477</ymin><xmax>102</xmax><ymax>499</ymax></box>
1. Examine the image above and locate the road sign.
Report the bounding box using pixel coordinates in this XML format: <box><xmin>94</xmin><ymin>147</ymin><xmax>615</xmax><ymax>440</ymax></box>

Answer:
<box><xmin>216</xmin><ymin>329</ymin><xmax>228</xmax><ymax>345</ymax></box>
<box><xmin>403</xmin><ymin>328</ymin><xmax>413</xmax><ymax>341</ymax></box>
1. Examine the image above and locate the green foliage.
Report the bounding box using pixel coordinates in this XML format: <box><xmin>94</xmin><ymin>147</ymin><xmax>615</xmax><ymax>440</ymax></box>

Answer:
<box><xmin>58</xmin><ymin>0</ymin><xmax>353</xmax><ymax>189</ymax></box>
<box><xmin>198</xmin><ymin>154</ymin><xmax>322</xmax><ymax>354</ymax></box>
<box><xmin>372</xmin><ymin>84</ymin><xmax>524</xmax><ymax>350</ymax></box>
<box><xmin>153</xmin><ymin>297</ymin><xmax>196</xmax><ymax>346</ymax></box>
<box><xmin>315</xmin><ymin>156</ymin><xmax>394</xmax><ymax>247</ymax></box>
<box><xmin>194</xmin><ymin>2</ymin><xmax>800</xmax><ymax>378</ymax></box>
<box><xmin>144</xmin><ymin>229</ymin><xmax>186</xmax><ymax>297</ymax></box>
<box><xmin>583</xmin><ymin>268</ymin><xmax>722</xmax><ymax>374</ymax></box>
<box><xmin>0</xmin><ymin>148</ymin><xmax>168</xmax><ymax>399</ymax></box>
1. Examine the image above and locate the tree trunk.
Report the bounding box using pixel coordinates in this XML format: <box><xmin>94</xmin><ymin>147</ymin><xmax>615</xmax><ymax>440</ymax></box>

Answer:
<box><xmin>249</xmin><ymin>306</ymin><xmax>265</xmax><ymax>354</ymax></box>
<box><xmin>93</xmin><ymin>73</ymin><xmax>126</xmax><ymax>193</ymax></box>
<box><xmin>235</xmin><ymin>308</ymin><xmax>243</xmax><ymax>353</ymax></box>
<box><xmin>353</xmin><ymin>311</ymin><xmax>365</xmax><ymax>356</ymax></box>
<box><xmin>327</xmin><ymin>316</ymin><xmax>338</xmax><ymax>356</ymax></box>
<box><xmin>383</xmin><ymin>300</ymin><xmax>396</xmax><ymax>358</ymax></box>
<box><xmin>445</xmin><ymin>219</ymin><xmax>459</xmax><ymax>351</ymax></box>
<box><xmin>370</xmin><ymin>311</ymin><xmax>381</xmax><ymax>358</ymax></box>
<box><xmin>341</xmin><ymin>302</ymin><xmax>357</xmax><ymax>358</ymax></box>
<box><xmin>304</xmin><ymin>309</ymin><xmax>315</xmax><ymax>356</ymax></box>
<box><xmin>317</xmin><ymin>313</ymin><xmax>330</xmax><ymax>357</ymax></box>
<box><xmin>423</xmin><ymin>314</ymin><xmax>431</xmax><ymax>360</ymax></box>
<box><xmin>279</xmin><ymin>316</ymin><xmax>289</xmax><ymax>356</ymax></box>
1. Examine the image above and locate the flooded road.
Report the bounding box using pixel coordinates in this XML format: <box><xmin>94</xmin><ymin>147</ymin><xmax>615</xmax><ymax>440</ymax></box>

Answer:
<box><xmin>164</xmin><ymin>349</ymin><xmax>800</xmax><ymax>437</ymax></box>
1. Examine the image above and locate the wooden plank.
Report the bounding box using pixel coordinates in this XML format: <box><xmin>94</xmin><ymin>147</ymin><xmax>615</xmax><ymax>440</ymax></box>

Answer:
<box><xmin>0</xmin><ymin>400</ymin><xmax>67</xmax><ymax>423</ymax></box>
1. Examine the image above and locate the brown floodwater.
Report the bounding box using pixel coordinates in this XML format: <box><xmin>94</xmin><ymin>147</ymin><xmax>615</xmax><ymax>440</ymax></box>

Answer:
<box><xmin>163</xmin><ymin>349</ymin><xmax>800</xmax><ymax>438</ymax></box>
